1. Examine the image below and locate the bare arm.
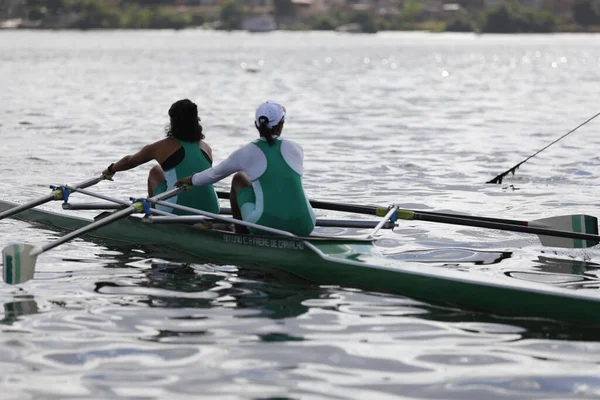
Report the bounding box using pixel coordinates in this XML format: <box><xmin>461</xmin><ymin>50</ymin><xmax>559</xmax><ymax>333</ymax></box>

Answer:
<box><xmin>200</xmin><ymin>141</ymin><xmax>213</xmax><ymax>163</ymax></box>
<box><xmin>103</xmin><ymin>142</ymin><xmax>158</xmax><ymax>175</ymax></box>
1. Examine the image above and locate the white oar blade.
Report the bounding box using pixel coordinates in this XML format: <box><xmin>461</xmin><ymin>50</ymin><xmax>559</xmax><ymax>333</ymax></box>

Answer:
<box><xmin>531</xmin><ymin>215</ymin><xmax>598</xmax><ymax>249</ymax></box>
<box><xmin>2</xmin><ymin>244</ymin><xmax>38</xmax><ymax>285</ymax></box>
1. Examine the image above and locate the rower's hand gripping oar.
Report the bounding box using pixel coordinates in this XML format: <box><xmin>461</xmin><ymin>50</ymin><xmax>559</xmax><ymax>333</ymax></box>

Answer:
<box><xmin>0</xmin><ymin>175</ymin><xmax>107</xmax><ymax>222</ymax></box>
<box><xmin>305</xmin><ymin>199</ymin><xmax>599</xmax><ymax>249</ymax></box>
<box><xmin>2</xmin><ymin>187</ymin><xmax>184</xmax><ymax>285</ymax></box>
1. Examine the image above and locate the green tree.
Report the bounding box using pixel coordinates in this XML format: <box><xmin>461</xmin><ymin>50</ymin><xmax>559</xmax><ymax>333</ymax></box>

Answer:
<box><xmin>71</xmin><ymin>0</ymin><xmax>121</xmax><ymax>29</ymax></box>
<box><xmin>446</xmin><ymin>17</ymin><xmax>473</xmax><ymax>32</ymax></box>
<box><xmin>482</xmin><ymin>5</ymin><xmax>516</xmax><ymax>33</ymax></box>
<box><xmin>400</xmin><ymin>0</ymin><xmax>423</xmax><ymax>23</ymax></box>
<box><xmin>481</xmin><ymin>4</ymin><xmax>558</xmax><ymax>33</ymax></box>
<box><xmin>349</xmin><ymin>11</ymin><xmax>377</xmax><ymax>33</ymax></box>
<box><xmin>148</xmin><ymin>8</ymin><xmax>190</xmax><ymax>29</ymax></box>
<box><xmin>220</xmin><ymin>0</ymin><xmax>245</xmax><ymax>30</ymax></box>
<box><xmin>312</xmin><ymin>15</ymin><xmax>336</xmax><ymax>30</ymax></box>
<box><xmin>121</xmin><ymin>7</ymin><xmax>152</xmax><ymax>28</ymax></box>
<box><xmin>121</xmin><ymin>0</ymin><xmax>174</xmax><ymax>6</ymax></box>
<box><xmin>26</xmin><ymin>0</ymin><xmax>69</xmax><ymax>15</ymax></box>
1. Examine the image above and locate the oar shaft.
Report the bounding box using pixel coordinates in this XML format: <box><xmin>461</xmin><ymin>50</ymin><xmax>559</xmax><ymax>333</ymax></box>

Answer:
<box><xmin>0</xmin><ymin>175</ymin><xmax>105</xmax><ymax>220</ymax></box>
<box><xmin>312</xmin><ymin>199</ymin><xmax>529</xmax><ymax>226</ymax></box>
<box><xmin>152</xmin><ymin>199</ymin><xmax>296</xmax><ymax>237</ymax></box>
<box><xmin>0</xmin><ymin>194</ymin><xmax>55</xmax><ymax>220</ymax></box>
<box><xmin>148</xmin><ymin>216</ymin><xmax>390</xmax><ymax>229</ymax></box>
<box><xmin>70</xmin><ymin>187</ymin><xmax>130</xmax><ymax>206</ymax></box>
<box><xmin>220</xmin><ymin>192</ymin><xmax>529</xmax><ymax>227</ymax></box>
<box><xmin>309</xmin><ymin>199</ymin><xmax>376</xmax><ymax>215</ymax></box>
<box><xmin>399</xmin><ymin>211</ymin><xmax>600</xmax><ymax>243</ymax></box>
<box><xmin>219</xmin><ymin>191</ymin><xmax>599</xmax><ymax>243</ymax></box>
<box><xmin>38</xmin><ymin>206</ymin><xmax>138</xmax><ymax>254</ymax></box>
<box><xmin>68</xmin><ymin>186</ymin><xmax>173</xmax><ymax>216</ymax></box>
<box><xmin>63</xmin><ymin>202</ymin><xmax>125</xmax><ymax>211</ymax></box>
<box><xmin>35</xmin><ymin>187</ymin><xmax>184</xmax><ymax>256</ymax></box>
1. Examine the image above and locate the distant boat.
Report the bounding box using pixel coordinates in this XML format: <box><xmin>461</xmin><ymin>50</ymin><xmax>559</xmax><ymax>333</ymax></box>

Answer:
<box><xmin>242</xmin><ymin>14</ymin><xmax>277</xmax><ymax>32</ymax></box>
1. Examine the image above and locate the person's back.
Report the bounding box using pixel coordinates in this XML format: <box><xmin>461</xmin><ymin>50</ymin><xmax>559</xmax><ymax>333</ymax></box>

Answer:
<box><xmin>156</xmin><ymin>137</ymin><xmax>219</xmax><ymax>215</ymax></box>
<box><xmin>176</xmin><ymin>101</ymin><xmax>315</xmax><ymax>236</ymax></box>
<box><xmin>103</xmin><ymin>99</ymin><xmax>219</xmax><ymax>215</ymax></box>
<box><xmin>245</xmin><ymin>137</ymin><xmax>313</xmax><ymax>236</ymax></box>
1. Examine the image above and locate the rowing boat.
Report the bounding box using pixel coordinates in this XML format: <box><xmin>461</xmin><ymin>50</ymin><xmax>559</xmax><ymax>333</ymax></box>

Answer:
<box><xmin>2</xmin><ymin>197</ymin><xmax>600</xmax><ymax>325</ymax></box>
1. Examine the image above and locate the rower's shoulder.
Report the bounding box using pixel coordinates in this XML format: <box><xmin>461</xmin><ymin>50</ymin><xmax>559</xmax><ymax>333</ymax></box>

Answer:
<box><xmin>153</xmin><ymin>137</ymin><xmax>173</xmax><ymax>145</ymax></box>
<box><xmin>199</xmin><ymin>140</ymin><xmax>212</xmax><ymax>152</ymax></box>
<box><xmin>280</xmin><ymin>138</ymin><xmax>304</xmax><ymax>152</ymax></box>
<box><xmin>227</xmin><ymin>141</ymin><xmax>263</xmax><ymax>161</ymax></box>
<box><xmin>150</xmin><ymin>137</ymin><xmax>176</xmax><ymax>149</ymax></box>
<box><xmin>280</xmin><ymin>137</ymin><xmax>302</xmax><ymax>146</ymax></box>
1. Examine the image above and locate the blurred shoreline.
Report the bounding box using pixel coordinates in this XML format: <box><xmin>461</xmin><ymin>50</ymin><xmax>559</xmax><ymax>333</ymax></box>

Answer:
<box><xmin>4</xmin><ymin>1</ymin><xmax>600</xmax><ymax>34</ymax></box>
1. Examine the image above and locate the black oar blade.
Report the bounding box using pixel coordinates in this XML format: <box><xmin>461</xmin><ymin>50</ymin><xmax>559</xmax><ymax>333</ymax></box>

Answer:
<box><xmin>486</xmin><ymin>165</ymin><xmax>520</xmax><ymax>185</ymax></box>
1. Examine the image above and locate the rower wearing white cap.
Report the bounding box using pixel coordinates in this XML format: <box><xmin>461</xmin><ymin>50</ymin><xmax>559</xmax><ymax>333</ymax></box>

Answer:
<box><xmin>176</xmin><ymin>101</ymin><xmax>316</xmax><ymax>236</ymax></box>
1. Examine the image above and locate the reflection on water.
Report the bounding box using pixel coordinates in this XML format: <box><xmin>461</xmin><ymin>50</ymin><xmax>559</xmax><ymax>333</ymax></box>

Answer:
<box><xmin>3</xmin><ymin>247</ymin><xmax>600</xmax><ymax>398</ymax></box>
<box><xmin>1</xmin><ymin>297</ymin><xmax>38</xmax><ymax>325</ymax></box>
<box><xmin>386</xmin><ymin>247</ymin><xmax>513</xmax><ymax>265</ymax></box>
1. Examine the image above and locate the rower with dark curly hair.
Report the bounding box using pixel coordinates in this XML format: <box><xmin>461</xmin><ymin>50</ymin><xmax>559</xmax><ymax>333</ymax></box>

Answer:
<box><xmin>102</xmin><ymin>99</ymin><xmax>219</xmax><ymax>215</ymax></box>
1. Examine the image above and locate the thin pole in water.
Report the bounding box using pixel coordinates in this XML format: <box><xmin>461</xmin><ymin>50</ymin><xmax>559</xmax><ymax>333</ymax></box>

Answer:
<box><xmin>487</xmin><ymin>111</ymin><xmax>600</xmax><ymax>184</ymax></box>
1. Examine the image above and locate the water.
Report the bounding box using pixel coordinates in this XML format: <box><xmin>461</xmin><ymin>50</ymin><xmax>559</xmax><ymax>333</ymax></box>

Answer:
<box><xmin>1</xmin><ymin>30</ymin><xmax>600</xmax><ymax>399</ymax></box>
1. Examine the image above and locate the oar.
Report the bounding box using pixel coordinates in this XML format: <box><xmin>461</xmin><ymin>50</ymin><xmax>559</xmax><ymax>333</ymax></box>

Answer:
<box><xmin>219</xmin><ymin>190</ymin><xmax>567</xmax><ymax>226</ymax></box>
<box><xmin>308</xmin><ymin>199</ymin><xmax>597</xmax><ymax>228</ymax></box>
<box><xmin>2</xmin><ymin>187</ymin><xmax>184</xmax><ymax>285</ymax></box>
<box><xmin>216</xmin><ymin>191</ymin><xmax>598</xmax><ymax>244</ymax></box>
<box><xmin>307</xmin><ymin>199</ymin><xmax>599</xmax><ymax>249</ymax></box>
<box><xmin>0</xmin><ymin>175</ymin><xmax>106</xmax><ymax>222</ymax></box>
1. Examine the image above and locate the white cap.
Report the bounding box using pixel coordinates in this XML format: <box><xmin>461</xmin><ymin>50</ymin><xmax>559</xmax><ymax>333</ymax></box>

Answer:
<box><xmin>255</xmin><ymin>101</ymin><xmax>286</xmax><ymax>129</ymax></box>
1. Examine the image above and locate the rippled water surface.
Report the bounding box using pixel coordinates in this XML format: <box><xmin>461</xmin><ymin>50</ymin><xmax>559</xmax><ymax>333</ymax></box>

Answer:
<box><xmin>2</xmin><ymin>30</ymin><xmax>600</xmax><ymax>399</ymax></box>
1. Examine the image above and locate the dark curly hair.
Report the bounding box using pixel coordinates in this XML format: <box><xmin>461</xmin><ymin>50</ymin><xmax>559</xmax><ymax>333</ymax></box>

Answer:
<box><xmin>165</xmin><ymin>99</ymin><xmax>204</xmax><ymax>142</ymax></box>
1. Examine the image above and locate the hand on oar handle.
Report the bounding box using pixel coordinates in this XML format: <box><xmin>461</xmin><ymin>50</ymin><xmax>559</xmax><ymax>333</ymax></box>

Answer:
<box><xmin>101</xmin><ymin>172</ymin><xmax>114</xmax><ymax>181</ymax></box>
<box><xmin>175</xmin><ymin>176</ymin><xmax>193</xmax><ymax>188</ymax></box>
<box><xmin>102</xmin><ymin>163</ymin><xmax>116</xmax><ymax>180</ymax></box>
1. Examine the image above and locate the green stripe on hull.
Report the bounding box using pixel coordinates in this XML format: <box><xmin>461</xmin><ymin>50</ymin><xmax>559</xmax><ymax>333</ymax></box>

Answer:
<box><xmin>5</xmin><ymin>253</ymin><xmax>13</xmax><ymax>285</ymax></box>
<box><xmin>585</xmin><ymin>215</ymin><xmax>598</xmax><ymax>247</ymax></box>
<box><xmin>573</xmin><ymin>215</ymin><xmax>583</xmax><ymax>248</ymax></box>
<box><xmin>14</xmin><ymin>244</ymin><xmax>21</xmax><ymax>284</ymax></box>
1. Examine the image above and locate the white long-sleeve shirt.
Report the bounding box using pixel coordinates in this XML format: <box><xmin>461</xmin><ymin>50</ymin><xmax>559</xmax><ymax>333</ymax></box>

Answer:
<box><xmin>191</xmin><ymin>137</ymin><xmax>304</xmax><ymax>186</ymax></box>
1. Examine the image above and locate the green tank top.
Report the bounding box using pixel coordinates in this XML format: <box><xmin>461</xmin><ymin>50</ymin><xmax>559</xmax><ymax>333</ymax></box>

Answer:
<box><xmin>161</xmin><ymin>138</ymin><xmax>219</xmax><ymax>215</ymax></box>
<box><xmin>252</xmin><ymin>139</ymin><xmax>314</xmax><ymax>236</ymax></box>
